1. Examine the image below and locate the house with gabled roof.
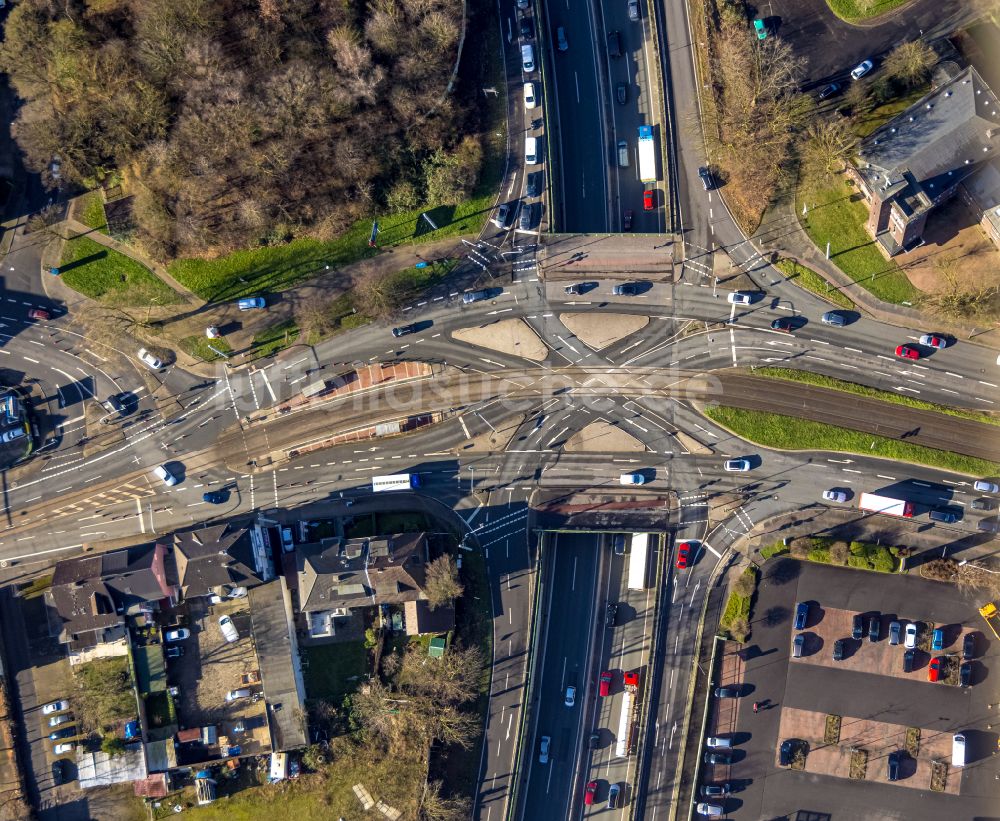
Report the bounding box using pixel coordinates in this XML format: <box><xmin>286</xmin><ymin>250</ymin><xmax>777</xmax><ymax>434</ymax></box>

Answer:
<box><xmin>171</xmin><ymin>523</ymin><xmax>270</xmax><ymax>600</ymax></box>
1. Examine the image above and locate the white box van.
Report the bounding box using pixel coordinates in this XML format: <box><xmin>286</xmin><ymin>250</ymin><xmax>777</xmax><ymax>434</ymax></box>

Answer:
<box><xmin>952</xmin><ymin>733</ymin><xmax>966</xmax><ymax>767</ymax></box>
<box><xmin>618</xmin><ymin>140</ymin><xmax>629</xmax><ymax>167</ymax></box>
<box><xmin>525</xmin><ymin>137</ymin><xmax>539</xmax><ymax>165</ymax></box>
<box><xmin>521</xmin><ymin>44</ymin><xmax>535</xmax><ymax>73</ymax></box>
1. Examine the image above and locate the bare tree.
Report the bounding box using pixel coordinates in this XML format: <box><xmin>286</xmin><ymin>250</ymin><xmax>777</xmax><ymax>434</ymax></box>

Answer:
<box><xmin>732</xmin><ymin>570</ymin><xmax>756</xmax><ymax>599</ymax></box>
<box><xmin>420</xmin><ymin>780</ymin><xmax>472</xmax><ymax>821</ymax></box>
<box><xmin>798</xmin><ymin>118</ymin><xmax>859</xmax><ymax>178</ymax></box>
<box><xmin>424</xmin><ymin>554</ymin><xmax>463</xmax><ymax>609</ymax></box>
<box><xmin>883</xmin><ymin>40</ymin><xmax>936</xmax><ymax>88</ymax></box>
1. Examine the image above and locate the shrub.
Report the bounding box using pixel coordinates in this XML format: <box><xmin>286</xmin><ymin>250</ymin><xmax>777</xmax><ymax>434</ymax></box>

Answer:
<box><xmin>849</xmin><ymin>541</ymin><xmax>867</xmax><ymax>556</ymax></box>
<box><xmin>847</xmin><ymin>555</ymin><xmax>870</xmax><ymax>570</ymax></box>
<box><xmin>829</xmin><ymin>542</ymin><xmax>850</xmax><ymax>565</ymax></box>
<box><xmin>790</xmin><ymin>538</ymin><xmax>811</xmax><ymax>559</ymax></box>
<box><xmin>807</xmin><ymin>548</ymin><xmax>831</xmax><ymax>564</ymax></box>
<box><xmin>871</xmin><ymin>547</ymin><xmax>896</xmax><ymax>573</ymax></box>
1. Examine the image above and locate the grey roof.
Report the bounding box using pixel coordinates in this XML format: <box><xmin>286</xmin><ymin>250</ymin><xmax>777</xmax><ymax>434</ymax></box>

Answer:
<box><xmin>172</xmin><ymin>524</ymin><xmax>260</xmax><ymax>598</ymax></box>
<box><xmin>857</xmin><ymin>66</ymin><xmax>1000</xmax><ymax>214</ymax></box>
<box><xmin>76</xmin><ymin>742</ymin><xmax>147</xmax><ymax>788</ymax></box>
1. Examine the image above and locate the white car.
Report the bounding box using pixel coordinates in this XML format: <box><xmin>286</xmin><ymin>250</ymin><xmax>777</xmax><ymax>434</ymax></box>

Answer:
<box><xmin>49</xmin><ymin>713</ymin><xmax>72</xmax><ymax>727</ymax></box>
<box><xmin>723</xmin><ymin>459</ymin><xmax>751</xmax><ymax>472</ymax></box>
<box><xmin>137</xmin><ymin>348</ymin><xmax>163</xmax><ymax>370</ymax></box>
<box><xmin>539</xmin><ymin>735</ymin><xmax>551</xmax><ymax>764</ymax></box>
<box><xmin>564</xmin><ymin>685</ymin><xmax>576</xmax><ymax>708</ymax></box>
<box><xmin>152</xmin><ymin>465</ymin><xmax>179</xmax><ymax>486</ymax></box>
<box><xmin>619</xmin><ymin>472</ymin><xmax>645</xmax><ymax>485</ymax></box>
<box><xmin>219</xmin><ymin>615</ymin><xmax>239</xmax><ymax>643</ymax></box>
<box><xmin>850</xmin><ymin>59</ymin><xmax>873</xmax><ymax>80</ymax></box>
<box><xmin>919</xmin><ymin>334</ymin><xmax>946</xmax><ymax>348</ymax></box>
<box><xmin>42</xmin><ymin>700</ymin><xmax>69</xmax><ymax>715</ymax></box>
<box><xmin>53</xmin><ymin>742</ymin><xmax>75</xmax><ymax>756</ymax></box>
<box><xmin>523</xmin><ymin>82</ymin><xmax>536</xmax><ymax>110</ymax></box>
<box><xmin>904</xmin><ymin>622</ymin><xmax>918</xmax><ymax>649</ymax></box>
<box><xmin>1</xmin><ymin>429</ymin><xmax>25</xmax><ymax>443</ymax></box>
<box><xmin>696</xmin><ymin>804</ymin><xmax>724</xmax><ymax>818</ymax></box>
<box><xmin>823</xmin><ymin>489</ymin><xmax>847</xmax><ymax>503</ymax></box>
<box><xmin>164</xmin><ymin>628</ymin><xmax>190</xmax><ymax>642</ymax></box>
<box><xmin>974</xmin><ymin>479</ymin><xmax>999</xmax><ymax>494</ymax></box>
<box><xmin>727</xmin><ymin>291</ymin><xmax>753</xmax><ymax>305</ymax></box>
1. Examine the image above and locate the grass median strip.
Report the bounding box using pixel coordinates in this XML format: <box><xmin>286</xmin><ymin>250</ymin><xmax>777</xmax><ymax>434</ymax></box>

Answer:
<box><xmin>703</xmin><ymin>405</ymin><xmax>1000</xmax><ymax>475</ymax></box>
<box><xmin>747</xmin><ymin>367</ymin><xmax>1000</xmax><ymax>426</ymax></box>
<box><xmin>60</xmin><ymin>236</ymin><xmax>181</xmax><ymax>308</ymax></box>
<box><xmin>773</xmin><ymin>259</ymin><xmax>855</xmax><ymax>311</ymax></box>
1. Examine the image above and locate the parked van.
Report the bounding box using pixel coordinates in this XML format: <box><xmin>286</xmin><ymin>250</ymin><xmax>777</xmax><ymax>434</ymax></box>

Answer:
<box><xmin>952</xmin><ymin>733</ymin><xmax>966</xmax><ymax>767</ymax></box>
<box><xmin>521</xmin><ymin>43</ymin><xmax>535</xmax><ymax>72</ymax></box>
<box><xmin>525</xmin><ymin>137</ymin><xmax>539</xmax><ymax>165</ymax></box>
<box><xmin>617</xmin><ymin>140</ymin><xmax>629</xmax><ymax>167</ymax></box>
<box><xmin>225</xmin><ymin>688</ymin><xmax>251</xmax><ymax>702</ymax></box>
<box><xmin>269</xmin><ymin>752</ymin><xmax>288</xmax><ymax>782</ymax></box>
<box><xmin>218</xmin><ymin>615</ymin><xmax>239</xmax><ymax>644</ymax></box>
<box><xmin>706</xmin><ymin>736</ymin><xmax>733</xmax><ymax>749</ymax></box>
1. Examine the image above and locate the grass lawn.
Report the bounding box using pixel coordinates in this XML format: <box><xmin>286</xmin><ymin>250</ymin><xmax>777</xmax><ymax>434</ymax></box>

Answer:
<box><xmin>853</xmin><ymin>83</ymin><xmax>930</xmax><ymax>138</ymax></box>
<box><xmin>179</xmin><ymin>335</ymin><xmax>233</xmax><ymax>363</ymax></box>
<box><xmin>760</xmin><ymin>543</ymin><xmax>789</xmax><ymax>560</ymax></box>
<box><xmin>60</xmin><ymin>236</ymin><xmax>181</xmax><ymax>308</ymax></box>
<box><xmin>774</xmin><ymin>259</ymin><xmax>855</xmax><ymax>310</ymax></box>
<box><xmin>704</xmin><ymin>405</ymin><xmax>1000</xmax><ymax>475</ymax></box>
<box><xmin>251</xmin><ymin>319</ymin><xmax>300</xmax><ymax>360</ymax></box>
<box><xmin>750</xmin><ymin>367</ymin><xmax>1000</xmax><ymax>426</ymax></box>
<box><xmin>796</xmin><ymin>175</ymin><xmax>919</xmax><ymax>305</ymax></box>
<box><xmin>302</xmin><ymin>641</ymin><xmax>368</xmax><ymax>707</ymax></box>
<box><xmin>77</xmin><ymin>191</ymin><xmax>109</xmax><ymax>234</ymax></box>
<box><xmin>824</xmin><ymin>0</ymin><xmax>910</xmax><ymax>22</ymax></box>
<box><xmin>376</xmin><ymin>511</ymin><xmax>431</xmax><ymax>533</ymax></box>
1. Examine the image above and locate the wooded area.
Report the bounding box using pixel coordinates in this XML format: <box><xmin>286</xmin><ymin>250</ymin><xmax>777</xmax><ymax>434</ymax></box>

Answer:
<box><xmin>0</xmin><ymin>0</ymin><xmax>475</xmax><ymax>259</ymax></box>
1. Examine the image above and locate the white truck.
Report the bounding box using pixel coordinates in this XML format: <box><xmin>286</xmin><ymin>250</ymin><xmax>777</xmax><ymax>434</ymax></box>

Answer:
<box><xmin>859</xmin><ymin>492</ymin><xmax>913</xmax><ymax>518</ymax></box>
<box><xmin>637</xmin><ymin>126</ymin><xmax>657</xmax><ymax>183</ymax></box>
<box><xmin>627</xmin><ymin>533</ymin><xmax>649</xmax><ymax>589</ymax></box>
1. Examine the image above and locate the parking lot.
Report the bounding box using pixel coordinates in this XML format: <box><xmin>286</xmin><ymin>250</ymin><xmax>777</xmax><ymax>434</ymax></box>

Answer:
<box><xmin>706</xmin><ymin>561</ymin><xmax>999</xmax><ymax>820</ymax></box>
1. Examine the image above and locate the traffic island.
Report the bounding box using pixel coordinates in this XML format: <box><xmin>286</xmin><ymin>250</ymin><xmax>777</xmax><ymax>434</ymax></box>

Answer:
<box><xmin>450</xmin><ymin>319</ymin><xmax>547</xmax><ymax>362</ymax></box>
<box><xmin>563</xmin><ymin>420</ymin><xmax>646</xmax><ymax>452</ymax></box>
<box><xmin>558</xmin><ymin>312</ymin><xmax>649</xmax><ymax>350</ymax></box>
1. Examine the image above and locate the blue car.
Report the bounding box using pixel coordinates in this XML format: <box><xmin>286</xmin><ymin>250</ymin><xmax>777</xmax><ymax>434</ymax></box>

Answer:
<box><xmin>794</xmin><ymin>602</ymin><xmax>809</xmax><ymax>631</ymax></box>
<box><xmin>932</xmin><ymin>628</ymin><xmax>944</xmax><ymax>651</ymax></box>
<box><xmin>203</xmin><ymin>490</ymin><xmax>226</xmax><ymax>504</ymax></box>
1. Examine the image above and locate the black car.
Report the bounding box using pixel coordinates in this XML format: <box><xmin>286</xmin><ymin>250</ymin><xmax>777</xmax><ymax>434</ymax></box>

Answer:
<box><xmin>852</xmin><ymin>614</ymin><xmax>864</xmax><ymax>640</ymax></box>
<box><xmin>704</xmin><ymin>751</ymin><xmax>731</xmax><ymax>765</ymax></box>
<box><xmin>588</xmin><ymin>731</ymin><xmax>600</xmax><ymax>749</ymax></box>
<box><xmin>771</xmin><ymin>317</ymin><xmax>793</xmax><ymax>333</ymax></box>
<box><xmin>616</xmin><ymin>82</ymin><xmax>627</xmax><ymax>104</ymax></box>
<box><xmin>902</xmin><ymin>649</ymin><xmax>915</xmax><ymax>673</ymax></box>
<box><xmin>960</xmin><ymin>661</ymin><xmax>972</xmax><ymax>688</ymax></box>
<box><xmin>607</xmin><ymin>30</ymin><xmax>622</xmax><ymax>58</ymax></box>
<box><xmin>202</xmin><ymin>490</ymin><xmax>226</xmax><ymax>504</ymax></box>
<box><xmin>778</xmin><ymin>740</ymin><xmax>796</xmax><ymax>767</ymax></box>
<box><xmin>166</xmin><ymin>645</ymin><xmax>184</xmax><ymax>658</ymax></box>
<box><xmin>818</xmin><ymin>82</ymin><xmax>840</xmax><ymax>100</ymax></box>
<box><xmin>107</xmin><ymin>393</ymin><xmax>126</xmax><ymax>413</ymax></box>
<box><xmin>519</xmin><ymin>16</ymin><xmax>534</xmax><ymax>39</ymax></box>
<box><xmin>612</xmin><ymin>282</ymin><xmax>641</xmax><ymax>296</ymax></box>
<box><xmin>526</xmin><ymin>172</ymin><xmax>542</xmax><ymax>198</ymax></box>
<box><xmin>868</xmin><ymin>616</ymin><xmax>880</xmax><ymax>642</ymax></box>
<box><xmin>887</xmin><ymin>750</ymin><xmax>902</xmax><ymax>781</ymax></box>
<box><xmin>715</xmin><ymin>686</ymin><xmax>740</xmax><ymax>699</ymax></box>
<box><xmin>698</xmin><ymin>166</ymin><xmax>713</xmax><ymax>190</ymax></box>
<box><xmin>52</xmin><ymin>759</ymin><xmax>67</xmax><ymax>785</ymax></box>
<box><xmin>963</xmin><ymin>633</ymin><xmax>976</xmax><ymax>660</ymax></box>
<box><xmin>972</xmin><ymin>498</ymin><xmax>994</xmax><ymax>511</ymax></box>
<box><xmin>623</xmin><ymin>210</ymin><xmax>633</xmax><ymax>231</ymax></box>
<box><xmin>832</xmin><ymin>639</ymin><xmax>845</xmax><ymax>661</ymax></box>
<box><xmin>606</xmin><ymin>601</ymin><xmax>618</xmax><ymax>628</ymax></box>
<box><xmin>701</xmin><ymin>783</ymin><xmax>731</xmax><ymax>797</ymax></box>
<box><xmin>794</xmin><ymin>602</ymin><xmax>809</xmax><ymax>631</ymax></box>
<box><xmin>392</xmin><ymin>324</ymin><xmax>418</xmax><ymax>338</ymax></box>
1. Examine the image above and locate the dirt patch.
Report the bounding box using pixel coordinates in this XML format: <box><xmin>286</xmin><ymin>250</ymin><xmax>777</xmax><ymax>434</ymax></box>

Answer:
<box><xmin>559</xmin><ymin>312</ymin><xmax>649</xmax><ymax>350</ymax></box>
<box><xmin>563</xmin><ymin>421</ymin><xmax>646</xmax><ymax>453</ymax></box>
<box><xmin>824</xmin><ymin>714</ymin><xmax>841</xmax><ymax>745</ymax></box>
<box><xmin>451</xmin><ymin>319</ymin><xmax>547</xmax><ymax>362</ymax></box>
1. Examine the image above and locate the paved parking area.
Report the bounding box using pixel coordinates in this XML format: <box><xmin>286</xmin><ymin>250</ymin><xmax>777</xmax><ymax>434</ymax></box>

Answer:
<box><xmin>719</xmin><ymin>560</ymin><xmax>998</xmax><ymax>820</ymax></box>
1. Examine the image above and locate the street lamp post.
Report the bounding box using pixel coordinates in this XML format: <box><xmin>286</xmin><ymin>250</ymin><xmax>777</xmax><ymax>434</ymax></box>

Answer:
<box><xmin>469</xmin><ymin>466</ymin><xmax>475</xmax><ymax>493</ymax></box>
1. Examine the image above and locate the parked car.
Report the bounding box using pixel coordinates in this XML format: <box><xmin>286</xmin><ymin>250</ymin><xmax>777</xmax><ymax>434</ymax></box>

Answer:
<box><xmin>520</xmin><ymin>43</ymin><xmax>534</xmax><ymax>72</ymax></box>
<box><xmin>972</xmin><ymin>498</ymin><xmax>994</xmax><ymax>511</ymax></box>
<box><xmin>960</xmin><ymin>662</ymin><xmax>973</xmax><ymax>687</ymax></box>
<box><xmin>27</xmin><ymin>308</ymin><xmax>50</xmax><ymax>321</ymax></box>
<box><xmin>701</xmin><ymin>783</ymin><xmax>731</xmax><ymax>797</ymax></box>
<box><xmin>564</xmin><ymin>685</ymin><xmax>576</xmax><ymax>707</ymax></box>
<box><xmin>519</xmin><ymin>16</ymin><xmax>534</xmax><ymax>39</ymax></box>
<box><xmin>584</xmin><ymin>780</ymin><xmax>598</xmax><ymax>805</ymax></box>
<box><xmin>219</xmin><ymin>615</ymin><xmax>239</xmax><ymax>643</ymax></box>
<box><xmin>53</xmin><ymin>743</ymin><xmax>75</xmax><ymax>756</ymax></box>
<box><xmin>612</xmin><ymin>282</ymin><xmax>642</xmax><ymax>296</ymax></box>
<box><xmin>698</xmin><ymin>166</ymin><xmax>713</xmax><ymax>190</ymax></box>
<box><xmin>714</xmin><ymin>686</ymin><xmax>740</xmax><ymax>698</ymax></box>
<box><xmin>727</xmin><ymin>291</ymin><xmax>753</xmax><ymax>305</ymax></box>
<box><xmin>792</xmin><ymin>633</ymin><xmax>805</xmax><ymax>658</ymax></box>
<box><xmin>606</xmin><ymin>601</ymin><xmax>618</xmax><ymax>627</ymax></box>
<box><xmin>526</xmin><ymin>172</ymin><xmax>542</xmax><ymax>197</ymax></box>
<box><xmin>522</xmin><ymin>81</ymin><xmax>536</xmax><ymax>109</ymax></box>
<box><xmin>833</xmin><ymin>639</ymin><xmax>845</xmax><ymax>661</ymax></box>
<box><xmin>850</xmin><ymin>59</ymin><xmax>874</xmax><ymax>80</ymax></box>
<box><xmin>538</xmin><ymin>735</ymin><xmax>550</xmax><ymax>764</ymax></box>
<box><xmin>980</xmin><ymin>519</ymin><xmax>1000</xmax><ymax>533</ymax></box>
<box><xmin>52</xmin><ymin>759</ymin><xmax>67</xmax><ymax>785</ymax></box>
<box><xmin>599</xmin><ymin>671</ymin><xmax>613</xmax><ymax>697</ymax></box>
<box><xmin>851</xmin><ymin>614</ymin><xmax>864</xmax><ymax>640</ymax></box>
<box><xmin>928</xmin><ymin>656</ymin><xmax>944</xmax><ymax>682</ymax></box>
<box><xmin>868</xmin><ymin>616</ymin><xmax>880</xmax><ymax>642</ymax></box>
<box><xmin>676</xmin><ymin>541</ymin><xmax>693</xmax><ymax>569</ymax></box>
<box><xmin>929</xmin><ymin>509</ymin><xmax>958</xmax><ymax>524</ymax></box>
<box><xmin>237</xmin><ymin>296</ymin><xmax>266</xmax><ymax>311</ymax></box>
<box><xmin>724</xmin><ymin>458</ymin><xmax>751</xmax><ymax>472</ymax></box>
<box><xmin>696</xmin><ymin>804</ymin><xmax>723</xmax><ymax>818</ymax></box>
<box><xmin>818</xmin><ymin>82</ymin><xmax>840</xmax><ymax>100</ymax></box>
<box><xmin>643</xmin><ymin>189</ymin><xmax>655</xmax><ymax>211</ymax></box>
<box><xmin>165</xmin><ymin>628</ymin><xmax>190</xmax><ymax>643</ymax></box>
<box><xmin>706</xmin><ymin>736</ymin><xmax>733</xmax><ymax>748</ymax></box>
<box><xmin>137</xmin><ymin>348</ymin><xmax>163</xmax><ymax>370</ymax></box>
<box><xmin>895</xmin><ymin>344</ymin><xmax>920</xmax><ymax>360</ymax></box>
<box><xmin>821</xmin><ymin>310</ymin><xmax>847</xmax><ymax>326</ymax></box>
<box><xmin>903</xmin><ymin>649</ymin><xmax>915</xmax><ymax>673</ymax></box>
<box><xmin>778</xmin><ymin>739</ymin><xmax>796</xmax><ymax>766</ymax></box>
<box><xmin>588</xmin><ymin>731</ymin><xmax>600</xmax><ymax>749</ymax></box>
<box><xmin>932</xmin><ymin>628</ymin><xmax>945</xmax><ymax>651</ymax></box>
<box><xmin>887</xmin><ymin>750</ymin><xmax>902</xmax><ymax>781</ymax></box>
<box><xmin>974</xmin><ymin>479</ymin><xmax>999</xmax><ymax>494</ymax></box>
<box><xmin>963</xmin><ymin>633</ymin><xmax>976</xmax><ymax>660</ymax></box>
<box><xmin>49</xmin><ymin>727</ymin><xmax>76</xmax><ymax>741</ymax></box>
<box><xmin>518</xmin><ymin>201</ymin><xmax>536</xmax><ymax>231</ymax></box>
<box><xmin>823</xmin><ymin>489</ymin><xmax>847</xmax><ymax>503</ymax></box>
<box><xmin>49</xmin><ymin>713</ymin><xmax>72</xmax><ymax>728</ymax></box>
<box><xmin>152</xmin><ymin>464</ymin><xmax>179</xmax><ymax>486</ymax></box>
<box><xmin>225</xmin><ymin>688</ymin><xmax>252</xmax><ymax>701</ymax></box>
<box><xmin>794</xmin><ymin>602</ymin><xmax>809</xmax><ymax>630</ymax></box>
<box><xmin>492</xmin><ymin>202</ymin><xmax>515</xmax><ymax>230</ymax></box>
<box><xmin>904</xmin><ymin>622</ymin><xmax>918</xmax><ymax>649</ymax></box>
<box><xmin>704</xmin><ymin>751</ymin><xmax>731</xmax><ymax>765</ymax></box>
<box><xmin>919</xmin><ymin>334</ymin><xmax>946</xmax><ymax>348</ymax></box>
<box><xmin>753</xmin><ymin>17</ymin><xmax>767</xmax><ymax>38</ymax></box>
<box><xmin>42</xmin><ymin>700</ymin><xmax>69</xmax><ymax>715</ymax></box>
<box><xmin>616</xmin><ymin>82</ymin><xmax>628</xmax><ymax>105</ymax></box>
<box><xmin>888</xmin><ymin>621</ymin><xmax>901</xmax><ymax>646</ymax></box>
<box><xmin>627</xmin><ymin>0</ymin><xmax>639</xmax><ymax>20</ymax></box>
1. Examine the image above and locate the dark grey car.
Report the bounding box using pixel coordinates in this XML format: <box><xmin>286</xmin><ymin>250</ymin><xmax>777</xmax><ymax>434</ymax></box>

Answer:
<box><xmin>518</xmin><ymin>201</ymin><xmax>536</xmax><ymax>231</ymax></box>
<box><xmin>821</xmin><ymin>311</ymin><xmax>847</xmax><ymax>326</ymax></box>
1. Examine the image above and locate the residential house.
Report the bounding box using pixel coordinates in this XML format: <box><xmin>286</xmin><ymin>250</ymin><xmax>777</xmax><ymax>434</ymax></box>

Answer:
<box><xmin>296</xmin><ymin>533</ymin><xmax>429</xmax><ymax>638</ymax></box>
<box><xmin>171</xmin><ymin>523</ymin><xmax>270</xmax><ymax>600</ymax></box>
<box><xmin>848</xmin><ymin>65</ymin><xmax>1000</xmax><ymax>257</ymax></box>
<box><xmin>403</xmin><ymin>599</ymin><xmax>455</xmax><ymax>636</ymax></box>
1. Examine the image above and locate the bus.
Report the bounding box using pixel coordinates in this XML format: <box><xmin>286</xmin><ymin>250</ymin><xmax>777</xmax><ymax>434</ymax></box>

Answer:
<box><xmin>372</xmin><ymin>474</ymin><xmax>420</xmax><ymax>492</ymax></box>
<box><xmin>628</xmin><ymin>533</ymin><xmax>649</xmax><ymax>590</ymax></box>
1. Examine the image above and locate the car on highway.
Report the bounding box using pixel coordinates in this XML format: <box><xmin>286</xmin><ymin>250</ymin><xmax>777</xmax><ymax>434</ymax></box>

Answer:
<box><xmin>43</xmin><ymin>700</ymin><xmax>69</xmax><ymax>715</ymax></box>
<box><xmin>27</xmin><ymin>308</ymin><xmax>50</xmax><ymax>321</ymax></box>
<box><xmin>523</xmin><ymin>81</ymin><xmax>536</xmax><ymax>109</ymax></box>
<box><xmin>392</xmin><ymin>324</ymin><xmax>418</xmax><ymax>338</ymax></box>
<box><xmin>612</xmin><ymin>282</ymin><xmax>642</xmax><ymax>296</ymax></box>
<box><xmin>607</xmin><ymin>30</ymin><xmax>622</xmax><ymax>57</ymax></box>
<box><xmin>608</xmin><ymin>782</ymin><xmax>621</xmax><ymax>809</ymax></box>
<box><xmin>53</xmin><ymin>743</ymin><xmax>75</xmax><ymax>756</ymax></box>
<box><xmin>643</xmin><ymin>189</ymin><xmax>655</xmax><ymax>210</ymax></box>
<box><xmin>599</xmin><ymin>671</ymin><xmax>613</xmax><ymax>697</ymax></box>
<box><xmin>887</xmin><ymin>750</ymin><xmax>902</xmax><ymax>781</ymax></box>
<box><xmin>714</xmin><ymin>686</ymin><xmax>740</xmax><ymax>698</ymax></box>
<box><xmin>564</xmin><ymin>685</ymin><xmax>576</xmax><ymax>707</ymax></box>
<box><xmin>963</xmin><ymin>633</ymin><xmax>976</xmax><ymax>660</ymax></box>
<box><xmin>619</xmin><ymin>472</ymin><xmax>645</xmax><ymax>484</ymax></box>
<box><xmin>960</xmin><ymin>661</ymin><xmax>972</xmax><ymax>687</ymax></box>
<box><xmin>919</xmin><ymin>333</ymin><xmax>946</xmax><ymax>348</ymax></box>
<box><xmin>676</xmin><ymin>541</ymin><xmax>693</xmax><ymax>569</ymax></box>
<box><xmin>137</xmin><ymin>347</ymin><xmax>163</xmax><ymax>370</ymax></box>
<box><xmin>904</xmin><ymin>622</ymin><xmax>918</xmax><ymax>649</ymax></box>
<box><xmin>584</xmin><ymin>780</ymin><xmax>598</xmax><ymax>805</ymax></box>
<box><xmin>932</xmin><ymin>627</ymin><xmax>945</xmax><ymax>651</ymax></box>
<box><xmin>726</xmin><ymin>291</ymin><xmax>753</xmax><ymax>304</ymax></box>
<box><xmin>203</xmin><ymin>490</ymin><xmax>226</xmax><ymax>504</ymax></box>
<box><xmin>538</xmin><ymin>735</ymin><xmax>550</xmax><ymax>764</ymax></box>
<box><xmin>753</xmin><ymin>18</ymin><xmax>767</xmax><ymax>38</ymax></box>
<box><xmin>701</xmin><ymin>783</ymin><xmax>731</xmax><ymax>797</ymax></box>
<box><xmin>895</xmin><ymin>344</ymin><xmax>920</xmax><ymax>360</ymax></box>
<box><xmin>792</xmin><ymin>633</ymin><xmax>805</xmax><ymax>658</ymax></box>
<box><xmin>165</xmin><ymin>628</ymin><xmax>190</xmax><ymax>642</ymax></box>
<box><xmin>818</xmin><ymin>82</ymin><xmax>840</xmax><ymax>100</ymax></box>
<box><xmin>628</xmin><ymin>0</ymin><xmax>639</xmax><ymax>20</ymax></box>
<box><xmin>869</xmin><ymin>616</ymin><xmax>880</xmax><ymax>642</ymax></box>
<box><xmin>492</xmin><ymin>202</ymin><xmax>515</xmax><ymax>229</ymax></box>
<box><xmin>903</xmin><ymin>649</ymin><xmax>915</xmax><ymax>673</ymax></box>
<box><xmin>770</xmin><ymin>317</ymin><xmax>793</xmax><ymax>332</ymax></box>
<box><xmin>556</xmin><ymin>26</ymin><xmax>569</xmax><ymax>51</ymax></box>
<box><xmin>929</xmin><ymin>509</ymin><xmax>958</xmax><ymax>524</ymax></box>
<box><xmin>794</xmin><ymin>602</ymin><xmax>809</xmax><ymax>630</ymax></box>
<box><xmin>463</xmin><ymin>289</ymin><xmax>495</xmax><ymax>304</ymax></box>
<box><xmin>889</xmin><ymin>621</ymin><xmax>901</xmax><ymax>646</ymax></box>
<box><xmin>616</xmin><ymin>82</ymin><xmax>628</xmax><ymax>104</ymax></box>
<box><xmin>696</xmin><ymin>804</ymin><xmax>723</xmax><ymax>818</ymax></box>
<box><xmin>723</xmin><ymin>458</ymin><xmax>750</xmax><ymax>472</ymax></box>
<box><xmin>623</xmin><ymin>209</ymin><xmax>633</xmax><ymax>231</ymax></box>
<box><xmin>821</xmin><ymin>310</ymin><xmax>847</xmax><ymax>326</ymax></box>
<box><xmin>823</xmin><ymin>489</ymin><xmax>847</xmax><ymax>503</ymax></box>
<box><xmin>851</xmin><ymin>59</ymin><xmax>874</xmax><ymax>80</ymax></box>
<box><xmin>606</xmin><ymin>600</ymin><xmax>618</xmax><ymax>628</ymax></box>
<box><xmin>852</xmin><ymin>614</ymin><xmax>864</xmax><ymax>640</ymax></box>
<box><xmin>49</xmin><ymin>713</ymin><xmax>72</xmax><ymax>727</ymax></box>
<box><xmin>704</xmin><ymin>751</ymin><xmax>730</xmax><ymax>765</ymax></box>
<box><xmin>928</xmin><ymin>656</ymin><xmax>944</xmax><ymax>682</ymax></box>
<box><xmin>974</xmin><ymin>479</ymin><xmax>999</xmax><ymax>494</ymax></box>
<box><xmin>153</xmin><ymin>464</ymin><xmax>179</xmax><ymax>486</ymax></box>
<box><xmin>518</xmin><ymin>202</ymin><xmax>536</xmax><ymax>231</ymax></box>
<box><xmin>833</xmin><ymin>639</ymin><xmax>845</xmax><ymax>661</ymax></box>
<box><xmin>519</xmin><ymin>16</ymin><xmax>534</xmax><ymax>39</ymax></box>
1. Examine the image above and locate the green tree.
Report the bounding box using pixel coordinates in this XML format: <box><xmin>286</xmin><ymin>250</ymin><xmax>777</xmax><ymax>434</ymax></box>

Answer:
<box><xmin>101</xmin><ymin>735</ymin><xmax>126</xmax><ymax>757</ymax></box>
<box><xmin>423</xmin><ymin>136</ymin><xmax>483</xmax><ymax>206</ymax></box>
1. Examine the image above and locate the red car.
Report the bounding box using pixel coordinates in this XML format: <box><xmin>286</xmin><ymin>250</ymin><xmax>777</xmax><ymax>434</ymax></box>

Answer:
<box><xmin>623</xmin><ymin>209</ymin><xmax>633</xmax><ymax>231</ymax></box>
<box><xmin>928</xmin><ymin>656</ymin><xmax>944</xmax><ymax>682</ymax></box>
<box><xmin>599</xmin><ymin>671</ymin><xmax>613</xmax><ymax>697</ymax></box>
<box><xmin>27</xmin><ymin>309</ymin><xmax>50</xmax><ymax>321</ymax></box>
<box><xmin>676</xmin><ymin>541</ymin><xmax>692</xmax><ymax>569</ymax></box>
<box><xmin>895</xmin><ymin>345</ymin><xmax>920</xmax><ymax>360</ymax></box>
<box><xmin>584</xmin><ymin>780</ymin><xmax>598</xmax><ymax>805</ymax></box>
<box><xmin>643</xmin><ymin>189</ymin><xmax>655</xmax><ymax>211</ymax></box>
